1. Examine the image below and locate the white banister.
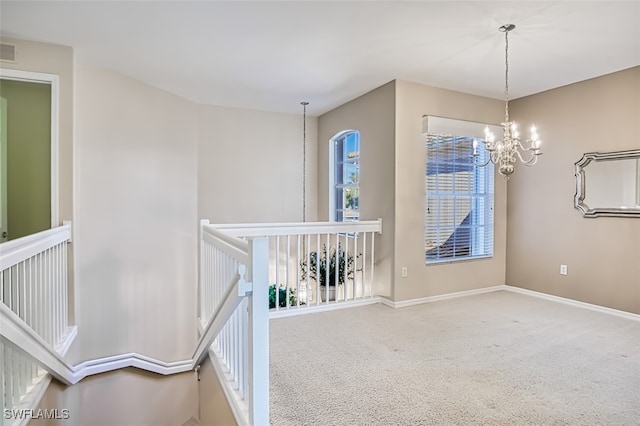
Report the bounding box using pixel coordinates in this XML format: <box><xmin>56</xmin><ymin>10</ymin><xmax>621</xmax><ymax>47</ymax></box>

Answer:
<box><xmin>199</xmin><ymin>221</ymin><xmax>270</xmax><ymax>425</ymax></box>
<box><xmin>0</xmin><ymin>224</ymin><xmax>75</xmax><ymax>421</ymax></box>
<box><xmin>0</xmin><ymin>224</ymin><xmax>72</xmax><ymax>349</ymax></box>
<box><xmin>209</xmin><ymin>219</ymin><xmax>382</xmax><ymax>314</ymax></box>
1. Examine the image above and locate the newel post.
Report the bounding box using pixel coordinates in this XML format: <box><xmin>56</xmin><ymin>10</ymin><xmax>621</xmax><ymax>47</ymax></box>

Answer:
<box><xmin>248</xmin><ymin>236</ymin><xmax>269</xmax><ymax>425</ymax></box>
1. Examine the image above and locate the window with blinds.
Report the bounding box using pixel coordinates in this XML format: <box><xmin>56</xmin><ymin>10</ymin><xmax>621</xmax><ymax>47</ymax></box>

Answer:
<box><xmin>424</xmin><ymin>120</ymin><xmax>495</xmax><ymax>264</ymax></box>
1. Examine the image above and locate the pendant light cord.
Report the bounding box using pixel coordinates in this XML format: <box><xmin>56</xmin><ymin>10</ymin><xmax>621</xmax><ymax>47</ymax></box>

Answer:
<box><xmin>301</xmin><ymin>101</ymin><xmax>309</xmax><ymax>222</ymax></box>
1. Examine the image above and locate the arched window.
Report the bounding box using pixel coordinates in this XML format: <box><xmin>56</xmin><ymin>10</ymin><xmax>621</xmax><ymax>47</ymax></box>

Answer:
<box><xmin>329</xmin><ymin>130</ymin><xmax>360</xmax><ymax>222</ymax></box>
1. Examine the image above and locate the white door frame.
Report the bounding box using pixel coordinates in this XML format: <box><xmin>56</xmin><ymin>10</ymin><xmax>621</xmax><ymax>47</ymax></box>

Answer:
<box><xmin>1</xmin><ymin>97</ymin><xmax>7</xmax><ymax>242</ymax></box>
<box><xmin>0</xmin><ymin>68</ymin><xmax>60</xmax><ymax>229</ymax></box>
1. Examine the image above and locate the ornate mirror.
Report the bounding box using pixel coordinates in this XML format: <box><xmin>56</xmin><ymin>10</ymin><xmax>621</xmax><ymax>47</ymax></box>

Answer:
<box><xmin>574</xmin><ymin>149</ymin><xmax>640</xmax><ymax>218</ymax></box>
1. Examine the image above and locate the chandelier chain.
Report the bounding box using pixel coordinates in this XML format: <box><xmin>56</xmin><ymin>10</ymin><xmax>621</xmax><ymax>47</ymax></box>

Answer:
<box><xmin>301</xmin><ymin>101</ymin><xmax>308</xmax><ymax>222</ymax></box>
<box><xmin>504</xmin><ymin>29</ymin><xmax>510</xmax><ymax>123</ymax></box>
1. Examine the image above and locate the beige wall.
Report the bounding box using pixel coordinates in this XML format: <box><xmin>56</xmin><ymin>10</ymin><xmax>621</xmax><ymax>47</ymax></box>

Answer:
<box><xmin>318</xmin><ymin>82</ymin><xmax>396</xmax><ymax>298</ymax></box>
<box><xmin>199</xmin><ymin>356</ymin><xmax>238</xmax><ymax>426</ymax></box>
<box><xmin>72</xmin><ymin>65</ymin><xmax>199</xmax><ymax>362</ymax></box>
<box><xmin>318</xmin><ymin>80</ymin><xmax>506</xmax><ymax>302</ymax></box>
<box><xmin>36</xmin><ymin>369</ymin><xmax>198</xmax><ymax>426</ymax></box>
<box><xmin>507</xmin><ymin>66</ymin><xmax>640</xmax><ymax>314</ymax></box>
<box><xmin>394</xmin><ymin>80</ymin><xmax>506</xmax><ymax>301</ymax></box>
<box><xmin>198</xmin><ymin>104</ymin><xmax>318</xmax><ymax>224</ymax></box>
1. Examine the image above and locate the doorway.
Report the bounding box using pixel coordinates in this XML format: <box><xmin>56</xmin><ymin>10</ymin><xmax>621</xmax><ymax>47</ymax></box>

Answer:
<box><xmin>0</xmin><ymin>70</ymin><xmax>57</xmax><ymax>241</ymax></box>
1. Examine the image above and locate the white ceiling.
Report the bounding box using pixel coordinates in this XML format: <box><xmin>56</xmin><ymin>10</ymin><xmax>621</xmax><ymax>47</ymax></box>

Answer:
<box><xmin>2</xmin><ymin>1</ymin><xmax>639</xmax><ymax>116</ymax></box>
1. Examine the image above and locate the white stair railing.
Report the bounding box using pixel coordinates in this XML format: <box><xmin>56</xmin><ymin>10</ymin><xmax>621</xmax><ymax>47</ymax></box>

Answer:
<box><xmin>0</xmin><ymin>223</ymin><xmax>75</xmax><ymax>425</ymax></box>
<box><xmin>199</xmin><ymin>221</ymin><xmax>269</xmax><ymax>426</ymax></box>
<box><xmin>210</xmin><ymin>219</ymin><xmax>382</xmax><ymax>313</ymax></box>
<box><xmin>0</xmin><ymin>223</ymin><xmax>72</xmax><ymax>350</ymax></box>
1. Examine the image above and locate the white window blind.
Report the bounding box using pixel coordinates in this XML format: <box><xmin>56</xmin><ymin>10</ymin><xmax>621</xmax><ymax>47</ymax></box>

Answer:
<box><xmin>424</xmin><ymin>116</ymin><xmax>496</xmax><ymax>264</ymax></box>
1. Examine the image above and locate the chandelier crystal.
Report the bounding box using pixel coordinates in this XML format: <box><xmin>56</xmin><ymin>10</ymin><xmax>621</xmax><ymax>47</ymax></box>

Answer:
<box><xmin>474</xmin><ymin>24</ymin><xmax>542</xmax><ymax>177</ymax></box>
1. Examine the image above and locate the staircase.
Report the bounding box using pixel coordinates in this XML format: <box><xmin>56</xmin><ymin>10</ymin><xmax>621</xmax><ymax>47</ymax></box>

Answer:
<box><xmin>1</xmin><ymin>219</ymin><xmax>382</xmax><ymax>425</ymax></box>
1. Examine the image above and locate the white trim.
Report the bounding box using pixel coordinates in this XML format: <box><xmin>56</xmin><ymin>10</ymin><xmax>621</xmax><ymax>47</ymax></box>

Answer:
<box><xmin>0</xmin><ymin>68</ymin><xmax>60</xmax><ymax>228</ymax></box>
<box><xmin>72</xmin><ymin>353</ymin><xmax>193</xmax><ymax>381</ymax></box>
<box><xmin>208</xmin><ymin>219</ymin><xmax>382</xmax><ymax>238</ymax></box>
<box><xmin>380</xmin><ymin>284</ymin><xmax>640</xmax><ymax>321</ymax></box>
<box><xmin>422</xmin><ymin>115</ymin><xmax>502</xmax><ymax>139</ymax></box>
<box><xmin>504</xmin><ymin>285</ymin><xmax>640</xmax><ymax>322</ymax></box>
<box><xmin>1</xmin><ymin>301</ymin><xmax>193</xmax><ymax>385</ymax></box>
<box><xmin>269</xmin><ymin>297</ymin><xmax>382</xmax><ymax>319</ymax></box>
<box><xmin>383</xmin><ymin>285</ymin><xmax>506</xmax><ymax>309</ymax></box>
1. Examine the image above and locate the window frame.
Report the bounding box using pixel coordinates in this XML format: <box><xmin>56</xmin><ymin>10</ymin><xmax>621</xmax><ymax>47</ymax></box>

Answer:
<box><xmin>424</xmin><ymin>117</ymin><xmax>498</xmax><ymax>265</ymax></box>
<box><xmin>329</xmin><ymin>130</ymin><xmax>360</xmax><ymax>222</ymax></box>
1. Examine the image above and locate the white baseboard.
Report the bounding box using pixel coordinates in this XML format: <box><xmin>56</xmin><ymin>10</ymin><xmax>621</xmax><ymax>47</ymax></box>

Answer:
<box><xmin>377</xmin><ymin>284</ymin><xmax>640</xmax><ymax>322</ymax></box>
<box><xmin>71</xmin><ymin>353</ymin><xmax>193</xmax><ymax>383</ymax></box>
<box><xmin>504</xmin><ymin>285</ymin><xmax>640</xmax><ymax>322</ymax></box>
<box><xmin>382</xmin><ymin>285</ymin><xmax>506</xmax><ymax>309</ymax></box>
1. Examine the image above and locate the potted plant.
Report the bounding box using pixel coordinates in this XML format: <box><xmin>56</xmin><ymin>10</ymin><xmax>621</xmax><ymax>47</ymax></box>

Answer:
<box><xmin>300</xmin><ymin>244</ymin><xmax>359</xmax><ymax>302</ymax></box>
<box><xmin>269</xmin><ymin>284</ymin><xmax>297</xmax><ymax>309</ymax></box>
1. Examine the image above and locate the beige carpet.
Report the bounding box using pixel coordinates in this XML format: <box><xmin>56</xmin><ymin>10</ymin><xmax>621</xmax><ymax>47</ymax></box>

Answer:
<box><xmin>269</xmin><ymin>290</ymin><xmax>640</xmax><ymax>425</ymax></box>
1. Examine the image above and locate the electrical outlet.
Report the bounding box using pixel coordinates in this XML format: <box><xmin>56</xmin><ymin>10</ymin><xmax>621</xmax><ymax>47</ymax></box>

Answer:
<box><xmin>401</xmin><ymin>267</ymin><xmax>408</xmax><ymax>278</ymax></box>
<box><xmin>560</xmin><ymin>264</ymin><xmax>568</xmax><ymax>275</ymax></box>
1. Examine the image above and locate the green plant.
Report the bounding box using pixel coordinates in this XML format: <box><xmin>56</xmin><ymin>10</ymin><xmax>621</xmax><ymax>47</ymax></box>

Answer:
<box><xmin>300</xmin><ymin>244</ymin><xmax>359</xmax><ymax>287</ymax></box>
<box><xmin>269</xmin><ymin>284</ymin><xmax>297</xmax><ymax>309</ymax></box>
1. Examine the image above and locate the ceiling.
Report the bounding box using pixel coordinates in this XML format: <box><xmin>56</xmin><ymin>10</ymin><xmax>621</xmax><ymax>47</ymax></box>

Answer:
<box><xmin>2</xmin><ymin>1</ymin><xmax>639</xmax><ymax>116</ymax></box>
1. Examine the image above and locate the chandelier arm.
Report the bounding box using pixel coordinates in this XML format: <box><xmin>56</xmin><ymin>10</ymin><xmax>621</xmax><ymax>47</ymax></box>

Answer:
<box><xmin>473</xmin><ymin>154</ymin><xmax>493</xmax><ymax>168</ymax></box>
<box><xmin>514</xmin><ymin>148</ymin><xmax>539</xmax><ymax>166</ymax></box>
<box><xmin>491</xmin><ymin>150</ymin><xmax>501</xmax><ymax>165</ymax></box>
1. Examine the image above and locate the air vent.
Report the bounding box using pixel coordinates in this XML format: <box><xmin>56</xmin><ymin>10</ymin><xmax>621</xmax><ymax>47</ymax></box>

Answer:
<box><xmin>0</xmin><ymin>43</ymin><xmax>16</xmax><ymax>62</ymax></box>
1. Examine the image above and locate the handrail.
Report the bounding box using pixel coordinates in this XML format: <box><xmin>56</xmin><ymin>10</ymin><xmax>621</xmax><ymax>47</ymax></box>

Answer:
<box><xmin>202</xmin><ymin>224</ymin><xmax>251</xmax><ymax>266</ymax></box>
<box><xmin>0</xmin><ymin>302</ymin><xmax>75</xmax><ymax>385</ymax></box>
<box><xmin>209</xmin><ymin>218</ymin><xmax>382</xmax><ymax>237</ymax></box>
<box><xmin>192</xmin><ymin>269</ymin><xmax>246</xmax><ymax>366</ymax></box>
<box><xmin>0</xmin><ymin>222</ymin><xmax>71</xmax><ymax>270</ymax></box>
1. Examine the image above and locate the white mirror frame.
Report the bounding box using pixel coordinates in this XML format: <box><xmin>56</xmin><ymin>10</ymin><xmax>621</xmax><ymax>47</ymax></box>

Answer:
<box><xmin>574</xmin><ymin>149</ymin><xmax>640</xmax><ymax>218</ymax></box>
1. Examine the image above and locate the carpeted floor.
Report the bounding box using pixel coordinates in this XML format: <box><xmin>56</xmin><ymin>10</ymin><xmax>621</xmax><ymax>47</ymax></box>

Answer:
<box><xmin>269</xmin><ymin>290</ymin><xmax>640</xmax><ymax>425</ymax></box>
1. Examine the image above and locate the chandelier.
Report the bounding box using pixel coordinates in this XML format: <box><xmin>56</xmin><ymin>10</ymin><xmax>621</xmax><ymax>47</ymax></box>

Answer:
<box><xmin>473</xmin><ymin>24</ymin><xmax>542</xmax><ymax>177</ymax></box>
